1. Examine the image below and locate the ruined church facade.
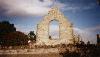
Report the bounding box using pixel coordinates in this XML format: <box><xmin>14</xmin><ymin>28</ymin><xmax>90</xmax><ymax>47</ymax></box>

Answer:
<box><xmin>36</xmin><ymin>7</ymin><xmax>73</xmax><ymax>45</ymax></box>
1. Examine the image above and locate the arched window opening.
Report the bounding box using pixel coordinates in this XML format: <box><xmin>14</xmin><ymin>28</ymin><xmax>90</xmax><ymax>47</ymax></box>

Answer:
<box><xmin>49</xmin><ymin>20</ymin><xmax>59</xmax><ymax>40</ymax></box>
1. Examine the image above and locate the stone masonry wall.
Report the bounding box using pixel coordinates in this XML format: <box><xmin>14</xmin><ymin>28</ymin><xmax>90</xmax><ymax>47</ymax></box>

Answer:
<box><xmin>36</xmin><ymin>7</ymin><xmax>73</xmax><ymax>45</ymax></box>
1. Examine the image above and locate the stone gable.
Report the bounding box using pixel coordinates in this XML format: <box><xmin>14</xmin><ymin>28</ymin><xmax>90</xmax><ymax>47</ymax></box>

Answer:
<box><xmin>36</xmin><ymin>7</ymin><xmax>73</xmax><ymax>45</ymax></box>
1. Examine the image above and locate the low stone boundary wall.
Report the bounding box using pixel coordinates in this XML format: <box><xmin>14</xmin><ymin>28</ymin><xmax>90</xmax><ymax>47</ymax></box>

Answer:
<box><xmin>0</xmin><ymin>48</ymin><xmax>59</xmax><ymax>54</ymax></box>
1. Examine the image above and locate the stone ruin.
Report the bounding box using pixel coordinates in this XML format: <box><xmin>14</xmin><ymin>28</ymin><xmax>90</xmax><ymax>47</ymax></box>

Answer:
<box><xmin>36</xmin><ymin>7</ymin><xmax>74</xmax><ymax>45</ymax></box>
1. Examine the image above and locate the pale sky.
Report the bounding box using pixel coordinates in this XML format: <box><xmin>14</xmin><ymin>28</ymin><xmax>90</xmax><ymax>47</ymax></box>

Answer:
<box><xmin>0</xmin><ymin>0</ymin><xmax>100</xmax><ymax>44</ymax></box>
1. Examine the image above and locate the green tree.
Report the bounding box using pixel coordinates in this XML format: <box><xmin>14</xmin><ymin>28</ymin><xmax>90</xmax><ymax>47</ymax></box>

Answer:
<box><xmin>0</xmin><ymin>21</ymin><xmax>16</xmax><ymax>38</ymax></box>
<box><xmin>0</xmin><ymin>21</ymin><xmax>29</xmax><ymax>46</ymax></box>
<box><xmin>0</xmin><ymin>21</ymin><xmax>16</xmax><ymax>46</ymax></box>
<box><xmin>2</xmin><ymin>31</ymin><xmax>29</xmax><ymax>46</ymax></box>
<box><xmin>28</xmin><ymin>31</ymin><xmax>36</xmax><ymax>42</ymax></box>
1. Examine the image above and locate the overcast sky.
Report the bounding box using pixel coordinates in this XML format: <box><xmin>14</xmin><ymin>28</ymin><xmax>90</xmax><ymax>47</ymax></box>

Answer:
<box><xmin>0</xmin><ymin>0</ymin><xmax>100</xmax><ymax>43</ymax></box>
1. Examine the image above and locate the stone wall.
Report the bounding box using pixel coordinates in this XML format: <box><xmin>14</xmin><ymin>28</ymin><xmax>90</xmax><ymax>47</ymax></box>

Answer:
<box><xmin>0</xmin><ymin>48</ymin><xmax>59</xmax><ymax>54</ymax></box>
<box><xmin>36</xmin><ymin>7</ymin><xmax>73</xmax><ymax>45</ymax></box>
